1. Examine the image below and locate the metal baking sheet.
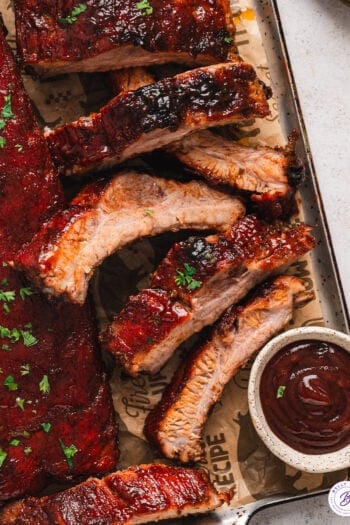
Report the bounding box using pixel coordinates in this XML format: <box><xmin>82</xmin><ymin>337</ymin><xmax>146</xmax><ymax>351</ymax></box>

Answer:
<box><xmin>174</xmin><ymin>0</ymin><xmax>350</xmax><ymax>521</ymax></box>
<box><xmin>0</xmin><ymin>0</ymin><xmax>348</xmax><ymax>521</ymax></box>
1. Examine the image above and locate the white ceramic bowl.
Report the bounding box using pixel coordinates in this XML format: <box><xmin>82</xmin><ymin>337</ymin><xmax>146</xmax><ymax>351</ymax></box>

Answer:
<box><xmin>248</xmin><ymin>326</ymin><xmax>350</xmax><ymax>473</ymax></box>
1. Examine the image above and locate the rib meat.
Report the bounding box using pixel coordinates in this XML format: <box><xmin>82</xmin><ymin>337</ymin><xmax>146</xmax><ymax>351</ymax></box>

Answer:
<box><xmin>144</xmin><ymin>275</ymin><xmax>312</xmax><ymax>462</ymax></box>
<box><xmin>45</xmin><ymin>60</ymin><xmax>272</xmax><ymax>176</ymax></box>
<box><xmin>102</xmin><ymin>215</ymin><xmax>315</xmax><ymax>376</ymax></box>
<box><xmin>0</xmin><ymin>463</ymin><xmax>230</xmax><ymax>524</ymax></box>
<box><xmin>0</xmin><ymin>28</ymin><xmax>117</xmax><ymax>502</ymax></box>
<box><xmin>17</xmin><ymin>172</ymin><xmax>245</xmax><ymax>304</ymax></box>
<box><xmin>14</xmin><ymin>0</ymin><xmax>235</xmax><ymax>76</ymax></box>
<box><xmin>167</xmin><ymin>130</ymin><xmax>304</xmax><ymax>218</ymax></box>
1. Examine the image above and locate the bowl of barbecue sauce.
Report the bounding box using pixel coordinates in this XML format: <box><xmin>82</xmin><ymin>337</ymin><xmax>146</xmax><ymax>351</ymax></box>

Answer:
<box><xmin>248</xmin><ymin>327</ymin><xmax>350</xmax><ymax>473</ymax></box>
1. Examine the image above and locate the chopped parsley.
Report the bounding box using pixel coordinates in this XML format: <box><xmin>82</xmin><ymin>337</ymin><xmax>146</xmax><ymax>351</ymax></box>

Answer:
<box><xmin>144</xmin><ymin>208</ymin><xmax>154</xmax><ymax>216</ymax></box>
<box><xmin>16</xmin><ymin>397</ymin><xmax>25</xmax><ymax>411</ymax></box>
<box><xmin>19</xmin><ymin>287</ymin><xmax>34</xmax><ymax>300</ymax></box>
<box><xmin>21</xmin><ymin>330</ymin><xmax>38</xmax><ymax>347</ymax></box>
<box><xmin>3</xmin><ymin>375</ymin><xmax>18</xmax><ymax>391</ymax></box>
<box><xmin>175</xmin><ymin>263</ymin><xmax>202</xmax><ymax>291</ymax></box>
<box><xmin>276</xmin><ymin>385</ymin><xmax>286</xmax><ymax>399</ymax></box>
<box><xmin>136</xmin><ymin>0</ymin><xmax>153</xmax><ymax>15</ymax></box>
<box><xmin>0</xmin><ymin>448</ymin><xmax>7</xmax><ymax>468</ymax></box>
<box><xmin>3</xmin><ymin>304</ymin><xmax>10</xmax><ymax>314</ymax></box>
<box><xmin>1</xmin><ymin>95</ymin><xmax>14</xmax><ymax>120</ymax></box>
<box><xmin>2</xmin><ymin>344</ymin><xmax>10</xmax><ymax>351</ymax></box>
<box><xmin>0</xmin><ymin>289</ymin><xmax>15</xmax><ymax>302</ymax></box>
<box><xmin>41</xmin><ymin>422</ymin><xmax>51</xmax><ymax>433</ymax></box>
<box><xmin>1</xmin><ymin>279</ymin><xmax>8</xmax><ymax>286</ymax></box>
<box><xmin>22</xmin><ymin>431</ymin><xmax>30</xmax><ymax>438</ymax></box>
<box><xmin>59</xmin><ymin>439</ymin><xmax>78</xmax><ymax>469</ymax></box>
<box><xmin>24</xmin><ymin>447</ymin><xmax>32</xmax><ymax>455</ymax></box>
<box><xmin>224</xmin><ymin>36</ymin><xmax>233</xmax><ymax>44</ymax></box>
<box><xmin>20</xmin><ymin>364</ymin><xmax>31</xmax><ymax>376</ymax></box>
<box><xmin>9</xmin><ymin>439</ymin><xmax>20</xmax><ymax>446</ymax></box>
<box><xmin>0</xmin><ymin>137</ymin><xmax>6</xmax><ymax>149</ymax></box>
<box><xmin>39</xmin><ymin>375</ymin><xmax>50</xmax><ymax>394</ymax></box>
<box><xmin>59</xmin><ymin>3</ymin><xmax>87</xmax><ymax>24</ymax></box>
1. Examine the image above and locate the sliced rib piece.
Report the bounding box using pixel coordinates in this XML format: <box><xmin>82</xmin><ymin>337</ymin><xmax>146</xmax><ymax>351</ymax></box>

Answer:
<box><xmin>103</xmin><ymin>215</ymin><xmax>315</xmax><ymax>376</ymax></box>
<box><xmin>144</xmin><ymin>276</ymin><xmax>312</xmax><ymax>462</ymax></box>
<box><xmin>15</xmin><ymin>0</ymin><xmax>235</xmax><ymax>76</ymax></box>
<box><xmin>0</xmin><ymin>463</ymin><xmax>230</xmax><ymax>525</ymax></box>
<box><xmin>167</xmin><ymin>130</ymin><xmax>301</xmax><ymax>193</ymax></box>
<box><xmin>45</xmin><ymin>60</ymin><xmax>272</xmax><ymax>176</ymax></box>
<box><xmin>16</xmin><ymin>172</ymin><xmax>245</xmax><ymax>304</ymax></box>
<box><xmin>0</xmin><ymin>28</ymin><xmax>117</xmax><ymax>502</ymax></box>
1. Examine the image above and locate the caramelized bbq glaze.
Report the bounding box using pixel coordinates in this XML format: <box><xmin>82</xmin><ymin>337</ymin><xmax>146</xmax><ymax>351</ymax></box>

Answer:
<box><xmin>15</xmin><ymin>0</ymin><xmax>234</xmax><ymax>68</ymax></box>
<box><xmin>260</xmin><ymin>340</ymin><xmax>350</xmax><ymax>454</ymax></box>
<box><xmin>0</xmin><ymin>464</ymin><xmax>229</xmax><ymax>524</ymax></box>
<box><xmin>0</xmin><ymin>29</ymin><xmax>117</xmax><ymax>502</ymax></box>
<box><xmin>46</xmin><ymin>60</ymin><xmax>272</xmax><ymax>175</ymax></box>
<box><xmin>103</xmin><ymin>216</ymin><xmax>315</xmax><ymax>375</ymax></box>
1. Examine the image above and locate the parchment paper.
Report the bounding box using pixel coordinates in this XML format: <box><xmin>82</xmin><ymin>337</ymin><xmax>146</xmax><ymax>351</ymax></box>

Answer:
<box><xmin>1</xmin><ymin>0</ymin><xmax>346</xmax><ymax>509</ymax></box>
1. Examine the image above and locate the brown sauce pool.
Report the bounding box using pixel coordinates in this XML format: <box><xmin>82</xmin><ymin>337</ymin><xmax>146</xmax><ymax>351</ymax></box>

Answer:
<box><xmin>260</xmin><ymin>339</ymin><xmax>350</xmax><ymax>454</ymax></box>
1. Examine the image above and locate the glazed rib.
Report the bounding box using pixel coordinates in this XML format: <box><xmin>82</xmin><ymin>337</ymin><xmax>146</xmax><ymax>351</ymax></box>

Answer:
<box><xmin>103</xmin><ymin>215</ymin><xmax>315</xmax><ymax>376</ymax></box>
<box><xmin>16</xmin><ymin>172</ymin><xmax>245</xmax><ymax>304</ymax></box>
<box><xmin>45</xmin><ymin>60</ymin><xmax>272</xmax><ymax>176</ymax></box>
<box><xmin>0</xmin><ymin>28</ymin><xmax>117</xmax><ymax>502</ymax></box>
<box><xmin>144</xmin><ymin>276</ymin><xmax>313</xmax><ymax>462</ymax></box>
<box><xmin>167</xmin><ymin>130</ymin><xmax>304</xmax><ymax>218</ymax></box>
<box><xmin>15</xmin><ymin>0</ymin><xmax>235</xmax><ymax>76</ymax></box>
<box><xmin>0</xmin><ymin>463</ymin><xmax>230</xmax><ymax>525</ymax></box>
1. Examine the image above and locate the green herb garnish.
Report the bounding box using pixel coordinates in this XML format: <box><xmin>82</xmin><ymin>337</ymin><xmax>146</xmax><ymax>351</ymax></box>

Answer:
<box><xmin>0</xmin><ymin>448</ymin><xmax>7</xmax><ymax>468</ymax></box>
<box><xmin>144</xmin><ymin>208</ymin><xmax>154</xmax><ymax>216</ymax></box>
<box><xmin>2</xmin><ymin>304</ymin><xmax>10</xmax><ymax>314</ymax></box>
<box><xmin>24</xmin><ymin>447</ymin><xmax>32</xmax><ymax>455</ymax></box>
<box><xmin>224</xmin><ymin>36</ymin><xmax>233</xmax><ymax>44</ymax></box>
<box><xmin>3</xmin><ymin>375</ymin><xmax>18</xmax><ymax>391</ymax></box>
<box><xmin>0</xmin><ymin>137</ymin><xmax>6</xmax><ymax>149</ymax></box>
<box><xmin>59</xmin><ymin>439</ymin><xmax>78</xmax><ymax>469</ymax></box>
<box><xmin>175</xmin><ymin>263</ymin><xmax>202</xmax><ymax>291</ymax></box>
<box><xmin>9</xmin><ymin>439</ymin><xmax>20</xmax><ymax>446</ymax></box>
<box><xmin>41</xmin><ymin>422</ymin><xmax>51</xmax><ymax>433</ymax></box>
<box><xmin>136</xmin><ymin>0</ymin><xmax>153</xmax><ymax>15</ymax></box>
<box><xmin>20</xmin><ymin>364</ymin><xmax>30</xmax><ymax>376</ymax></box>
<box><xmin>59</xmin><ymin>3</ymin><xmax>87</xmax><ymax>24</ymax></box>
<box><xmin>276</xmin><ymin>385</ymin><xmax>286</xmax><ymax>399</ymax></box>
<box><xmin>21</xmin><ymin>330</ymin><xmax>38</xmax><ymax>347</ymax></box>
<box><xmin>16</xmin><ymin>397</ymin><xmax>25</xmax><ymax>411</ymax></box>
<box><xmin>0</xmin><ymin>289</ymin><xmax>15</xmax><ymax>302</ymax></box>
<box><xmin>39</xmin><ymin>375</ymin><xmax>50</xmax><ymax>394</ymax></box>
<box><xmin>19</xmin><ymin>287</ymin><xmax>34</xmax><ymax>300</ymax></box>
<box><xmin>1</xmin><ymin>95</ymin><xmax>13</xmax><ymax>120</ymax></box>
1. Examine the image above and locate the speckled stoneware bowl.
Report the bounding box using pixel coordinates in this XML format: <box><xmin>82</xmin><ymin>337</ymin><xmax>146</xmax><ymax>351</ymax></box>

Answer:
<box><xmin>248</xmin><ymin>326</ymin><xmax>350</xmax><ymax>473</ymax></box>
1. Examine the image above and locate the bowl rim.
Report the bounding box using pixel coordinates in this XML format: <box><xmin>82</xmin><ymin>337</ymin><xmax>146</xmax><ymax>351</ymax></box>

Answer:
<box><xmin>248</xmin><ymin>326</ymin><xmax>350</xmax><ymax>473</ymax></box>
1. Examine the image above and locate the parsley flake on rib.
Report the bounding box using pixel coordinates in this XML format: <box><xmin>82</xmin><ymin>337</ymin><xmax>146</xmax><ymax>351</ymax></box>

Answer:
<box><xmin>175</xmin><ymin>263</ymin><xmax>202</xmax><ymax>291</ymax></box>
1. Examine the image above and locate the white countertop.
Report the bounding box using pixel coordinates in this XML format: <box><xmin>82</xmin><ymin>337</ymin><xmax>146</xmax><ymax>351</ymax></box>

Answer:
<box><xmin>276</xmin><ymin>0</ymin><xmax>350</xmax><ymax>317</ymax></box>
<box><xmin>258</xmin><ymin>2</ymin><xmax>350</xmax><ymax>522</ymax></box>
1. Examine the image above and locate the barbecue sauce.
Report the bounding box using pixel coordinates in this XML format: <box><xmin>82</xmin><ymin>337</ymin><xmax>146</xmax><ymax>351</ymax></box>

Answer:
<box><xmin>260</xmin><ymin>340</ymin><xmax>350</xmax><ymax>454</ymax></box>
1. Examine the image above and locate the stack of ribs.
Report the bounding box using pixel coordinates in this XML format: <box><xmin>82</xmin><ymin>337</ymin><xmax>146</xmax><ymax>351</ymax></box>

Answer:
<box><xmin>0</xmin><ymin>28</ymin><xmax>118</xmax><ymax>502</ymax></box>
<box><xmin>0</xmin><ymin>0</ymin><xmax>318</xmax><ymax>520</ymax></box>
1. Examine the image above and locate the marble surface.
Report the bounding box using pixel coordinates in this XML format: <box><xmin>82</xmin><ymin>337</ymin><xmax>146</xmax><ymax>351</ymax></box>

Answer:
<box><xmin>251</xmin><ymin>2</ymin><xmax>350</xmax><ymax>522</ymax></box>
<box><xmin>276</xmin><ymin>0</ymin><xmax>350</xmax><ymax>317</ymax></box>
